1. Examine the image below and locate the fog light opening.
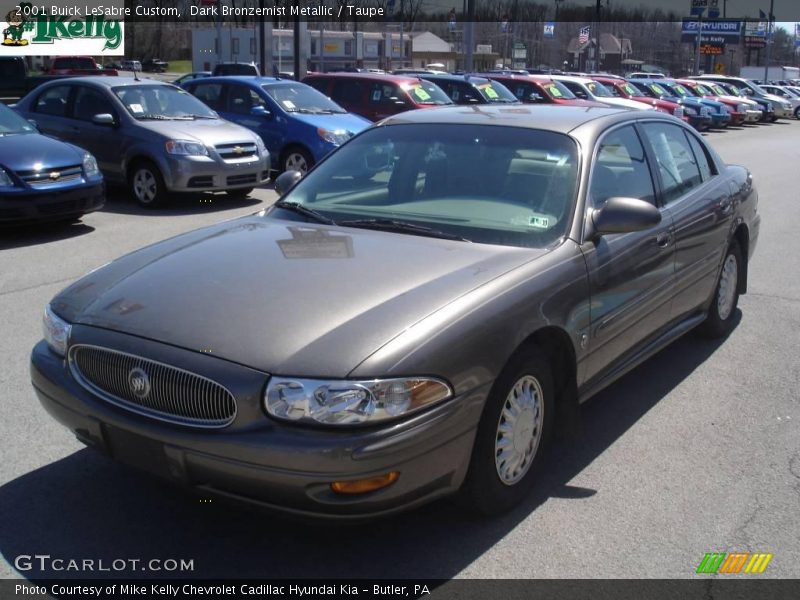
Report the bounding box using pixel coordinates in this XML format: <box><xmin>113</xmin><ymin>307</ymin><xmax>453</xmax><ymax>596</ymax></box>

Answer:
<box><xmin>330</xmin><ymin>471</ymin><xmax>400</xmax><ymax>495</ymax></box>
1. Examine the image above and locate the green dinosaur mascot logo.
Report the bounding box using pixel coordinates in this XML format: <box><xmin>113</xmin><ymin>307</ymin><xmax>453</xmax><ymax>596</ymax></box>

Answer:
<box><xmin>3</xmin><ymin>6</ymin><xmax>29</xmax><ymax>46</ymax></box>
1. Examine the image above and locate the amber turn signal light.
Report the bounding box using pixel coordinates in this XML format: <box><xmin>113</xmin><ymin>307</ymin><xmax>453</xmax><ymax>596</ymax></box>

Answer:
<box><xmin>330</xmin><ymin>472</ymin><xmax>400</xmax><ymax>495</ymax></box>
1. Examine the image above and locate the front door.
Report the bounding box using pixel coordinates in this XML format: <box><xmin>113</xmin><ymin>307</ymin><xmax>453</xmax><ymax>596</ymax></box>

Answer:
<box><xmin>580</xmin><ymin>124</ymin><xmax>677</xmax><ymax>386</ymax></box>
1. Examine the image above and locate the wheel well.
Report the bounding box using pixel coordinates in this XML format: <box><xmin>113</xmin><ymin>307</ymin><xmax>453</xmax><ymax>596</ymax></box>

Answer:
<box><xmin>126</xmin><ymin>156</ymin><xmax>157</xmax><ymax>180</ymax></box>
<box><xmin>280</xmin><ymin>144</ymin><xmax>311</xmax><ymax>164</ymax></box>
<box><xmin>515</xmin><ymin>326</ymin><xmax>579</xmax><ymax>437</ymax></box>
<box><xmin>733</xmin><ymin>224</ymin><xmax>749</xmax><ymax>294</ymax></box>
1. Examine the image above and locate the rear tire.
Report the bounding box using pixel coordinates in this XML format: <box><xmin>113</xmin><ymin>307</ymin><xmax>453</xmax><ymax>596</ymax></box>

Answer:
<box><xmin>129</xmin><ymin>160</ymin><xmax>166</xmax><ymax>208</ymax></box>
<box><xmin>460</xmin><ymin>347</ymin><xmax>554</xmax><ymax>516</ymax></box>
<box><xmin>699</xmin><ymin>241</ymin><xmax>742</xmax><ymax>339</ymax></box>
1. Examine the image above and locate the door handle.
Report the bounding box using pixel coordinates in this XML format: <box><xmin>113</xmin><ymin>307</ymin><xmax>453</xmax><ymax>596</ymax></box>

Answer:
<box><xmin>656</xmin><ymin>231</ymin><xmax>672</xmax><ymax>248</ymax></box>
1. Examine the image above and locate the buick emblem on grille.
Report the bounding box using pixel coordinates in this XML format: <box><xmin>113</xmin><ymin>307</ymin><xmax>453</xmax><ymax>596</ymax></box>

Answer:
<box><xmin>128</xmin><ymin>367</ymin><xmax>151</xmax><ymax>399</ymax></box>
<box><xmin>49</xmin><ymin>171</ymin><xmax>61</xmax><ymax>180</ymax></box>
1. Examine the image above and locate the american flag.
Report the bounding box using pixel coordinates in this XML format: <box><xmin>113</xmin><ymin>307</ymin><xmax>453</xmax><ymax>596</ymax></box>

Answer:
<box><xmin>579</xmin><ymin>25</ymin><xmax>591</xmax><ymax>45</ymax></box>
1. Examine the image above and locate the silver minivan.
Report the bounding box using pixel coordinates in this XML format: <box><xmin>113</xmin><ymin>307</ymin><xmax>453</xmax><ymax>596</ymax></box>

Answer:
<box><xmin>15</xmin><ymin>77</ymin><xmax>271</xmax><ymax>206</ymax></box>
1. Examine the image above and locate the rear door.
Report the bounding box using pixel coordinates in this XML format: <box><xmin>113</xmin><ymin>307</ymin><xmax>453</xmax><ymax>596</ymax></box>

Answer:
<box><xmin>638</xmin><ymin>121</ymin><xmax>734</xmax><ymax>321</ymax></box>
<box><xmin>580</xmin><ymin>123</ymin><xmax>677</xmax><ymax>386</ymax></box>
<box><xmin>329</xmin><ymin>78</ymin><xmax>367</xmax><ymax>119</ymax></box>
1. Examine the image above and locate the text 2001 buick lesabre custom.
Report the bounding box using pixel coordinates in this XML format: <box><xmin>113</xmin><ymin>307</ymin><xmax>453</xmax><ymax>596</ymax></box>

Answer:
<box><xmin>31</xmin><ymin>105</ymin><xmax>760</xmax><ymax>519</ymax></box>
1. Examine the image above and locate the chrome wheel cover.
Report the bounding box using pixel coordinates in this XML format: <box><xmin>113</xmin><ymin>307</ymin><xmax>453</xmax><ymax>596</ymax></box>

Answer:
<box><xmin>717</xmin><ymin>253</ymin><xmax>738</xmax><ymax>321</ymax></box>
<box><xmin>133</xmin><ymin>168</ymin><xmax>157</xmax><ymax>204</ymax></box>
<box><xmin>284</xmin><ymin>152</ymin><xmax>308</xmax><ymax>174</ymax></box>
<box><xmin>495</xmin><ymin>375</ymin><xmax>544</xmax><ymax>485</ymax></box>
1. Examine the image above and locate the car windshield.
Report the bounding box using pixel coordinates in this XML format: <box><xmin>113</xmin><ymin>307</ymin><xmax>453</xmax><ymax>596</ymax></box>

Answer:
<box><xmin>402</xmin><ymin>82</ymin><xmax>453</xmax><ymax>105</ymax></box>
<box><xmin>274</xmin><ymin>124</ymin><xmax>578</xmax><ymax>249</ymax></box>
<box><xmin>0</xmin><ymin>104</ymin><xmax>35</xmax><ymax>135</ymax></box>
<box><xmin>263</xmin><ymin>83</ymin><xmax>346</xmax><ymax>113</ymax></box>
<box><xmin>114</xmin><ymin>85</ymin><xmax>217</xmax><ymax>119</ymax></box>
<box><xmin>620</xmin><ymin>82</ymin><xmax>642</xmax><ymax>96</ymax></box>
<box><xmin>647</xmin><ymin>83</ymin><xmax>671</xmax><ymax>97</ymax></box>
<box><xmin>585</xmin><ymin>81</ymin><xmax>613</xmax><ymax>97</ymax></box>
<box><xmin>473</xmin><ymin>80</ymin><xmax>519</xmax><ymax>103</ymax></box>
<box><xmin>539</xmin><ymin>81</ymin><xmax>576</xmax><ymax>99</ymax></box>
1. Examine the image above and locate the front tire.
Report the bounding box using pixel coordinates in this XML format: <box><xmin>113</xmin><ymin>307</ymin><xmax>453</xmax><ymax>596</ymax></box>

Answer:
<box><xmin>460</xmin><ymin>348</ymin><xmax>554</xmax><ymax>515</ymax></box>
<box><xmin>699</xmin><ymin>241</ymin><xmax>742</xmax><ymax>338</ymax></box>
<box><xmin>282</xmin><ymin>146</ymin><xmax>314</xmax><ymax>175</ymax></box>
<box><xmin>129</xmin><ymin>160</ymin><xmax>166</xmax><ymax>208</ymax></box>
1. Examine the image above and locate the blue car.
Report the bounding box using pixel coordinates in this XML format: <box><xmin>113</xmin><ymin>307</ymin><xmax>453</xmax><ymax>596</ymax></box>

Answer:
<box><xmin>628</xmin><ymin>79</ymin><xmax>714</xmax><ymax>131</ymax></box>
<box><xmin>183</xmin><ymin>76</ymin><xmax>370</xmax><ymax>174</ymax></box>
<box><xmin>1</xmin><ymin>103</ymin><xmax>104</xmax><ymax>224</ymax></box>
<box><xmin>655</xmin><ymin>80</ymin><xmax>731</xmax><ymax>129</ymax></box>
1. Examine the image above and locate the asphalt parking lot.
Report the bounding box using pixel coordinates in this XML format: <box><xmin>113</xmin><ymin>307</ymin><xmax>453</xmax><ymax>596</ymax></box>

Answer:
<box><xmin>1</xmin><ymin>119</ymin><xmax>799</xmax><ymax>581</ymax></box>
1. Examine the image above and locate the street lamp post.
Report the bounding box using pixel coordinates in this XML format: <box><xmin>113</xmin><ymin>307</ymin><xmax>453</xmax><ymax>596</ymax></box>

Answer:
<box><xmin>763</xmin><ymin>0</ymin><xmax>774</xmax><ymax>83</ymax></box>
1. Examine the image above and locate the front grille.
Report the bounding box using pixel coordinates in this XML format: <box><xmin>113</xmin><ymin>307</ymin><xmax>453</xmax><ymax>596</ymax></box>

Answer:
<box><xmin>226</xmin><ymin>173</ymin><xmax>257</xmax><ymax>186</ymax></box>
<box><xmin>215</xmin><ymin>142</ymin><xmax>258</xmax><ymax>161</ymax></box>
<box><xmin>16</xmin><ymin>165</ymin><xmax>83</xmax><ymax>188</ymax></box>
<box><xmin>187</xmin><ymin>176</ymin><xmax>214</xmax><ymax>188</ymax></box>
<box><xmin>69</xmin><ymin>345</ymin><xmax>237</xmax><ymax>428</ymax></box>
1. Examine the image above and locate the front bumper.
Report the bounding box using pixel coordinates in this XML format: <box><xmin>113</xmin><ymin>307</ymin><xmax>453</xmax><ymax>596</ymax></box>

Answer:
<box><xmin>30</xmin><ymin>330</ymin><xmax>485</xmax><ymax>520</ymax></box>
<box><xmin>687</xmin><ymin>115</ymin><xmax>713</xmax><ymax>130</ymax></box>
<box><xmin>162</xmin><ymin>153</ymin><xmax>271</xmax><ymax>193</ymax></box>
<box><xmin>744</xmin><ymin>110</ymin><xmax>762</xmax><ymax>123</ymax></box>
<box><xmin>773</xmin><ymin>106</ymin><xmax>793</xmax><ymax>118</ymax></box>
<box><xmin>709</xmin><ymin>113</ymin><xmax>731</xmax><ymax>128</ymax></box>
<box><xmin>0</xmin><ymin>181</ymin><xmax>104</xmax><ymax>225</ymax></box>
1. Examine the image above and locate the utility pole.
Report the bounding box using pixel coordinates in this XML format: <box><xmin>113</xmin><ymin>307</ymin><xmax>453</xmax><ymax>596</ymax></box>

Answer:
<box><xmin>465</xmin><ymin>0</ymin><xmax>474</xmax><ymax>72</ymax></box>
<box><xmin>694</xmin><ymin>10</ymin><xmax>703</xmax><ymax>76</ymax></box>
<box><xmin>259</xmin><ymin>0</ymin><xmax>266</xmax><ymax>75</ymax></box>
<box><xmin>763</xmin><ymin>0</ymin><xmax>774</xmax><ymax>83</ymax></box>
<box><xmin>216</xmin><ymin>0</ymin><xmax>222</xmax><ymax>66</ymax></box>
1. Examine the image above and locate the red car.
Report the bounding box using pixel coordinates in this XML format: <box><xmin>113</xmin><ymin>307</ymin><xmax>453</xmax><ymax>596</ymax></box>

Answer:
<box><xmin>303</xmin><ymin>73</ymin><xmax>452</xmax><ymax>122</ymax></box>
<box><xmin>484</xmin><ymin>74</ymin><xmax>607</xmax><ymax>107</ymax></box>
<box><xmin>590</xmin><ymin>75</ymin><xmax>688</xmax><ymax>122</ymax></box>
<box><xmin>46</xmin><ymin>56</ymin><xmax>118</xmax><ymax>76</ymax></box>
<box><xmin>674</xmin><ymin>79</ymin><xmax>746</xmax><ymax>126</ymax></box>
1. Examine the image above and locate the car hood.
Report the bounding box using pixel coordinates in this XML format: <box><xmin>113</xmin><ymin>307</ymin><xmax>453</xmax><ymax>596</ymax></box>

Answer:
<box><xmin>0</xmin><ymin>132</ymin><xmax>84</xmax><ymax>171</ymax></box>
<box><xmin>53</xmin><ymin>215</ymin><xmax>543</xmax><ymax>376</ymax></box>
<box><xmin>290</xmin><ymin>111</ymin><xmax>371</xmax><ymax>133</ymax></box>
<box><xmin>597</xmin><ymin>97</ymin><xmax>655</xmax><ymax>110</ymax></box>
<box><xmin>135</xmin><ymin>118</ymin><xmax>258</xmax><ymax>145</ymax></box>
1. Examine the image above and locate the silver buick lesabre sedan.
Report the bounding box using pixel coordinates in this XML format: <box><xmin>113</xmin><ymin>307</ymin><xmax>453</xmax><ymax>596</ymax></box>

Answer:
<box><xmin>31</xmin><ymin>105</ymin><xmax>760</xmax><ymax>519</ymax></box>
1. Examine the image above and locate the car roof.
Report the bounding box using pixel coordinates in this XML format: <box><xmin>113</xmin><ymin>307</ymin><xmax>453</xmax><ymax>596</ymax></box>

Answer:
<box><xmin>185</xmin><ymin>76</ymin><xmax>296</xmax><ymax>86</ymax></box>
<box><xmin>550</xmin><ymin>75</ymin><xmax>594</xmax><ymax>84</ymax></box>
<box><xmin>378</xmin><ymin>104</ymin><xmax>641</xmax><ymax>134</ymax></box>
<box><xmin>423</xmin><ymin>73</ymin><xmax>491</xmax><ymax>84</ymax></box>
<box><xmin>304</xmin><ymin>72</ymin><xmax>426</xmax><ymax>85</ymax></box>
<box><xmin>39</xmin><ymin>76</ymin><xmax>171</xmax><ymax>88</ymax></box>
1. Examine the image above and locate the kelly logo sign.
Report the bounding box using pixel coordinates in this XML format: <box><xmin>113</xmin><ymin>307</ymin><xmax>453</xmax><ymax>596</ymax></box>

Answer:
<box><xmin>1</xmin><ymin>2</ymin><xmax>124</xmax><ymax>55</ymax></box>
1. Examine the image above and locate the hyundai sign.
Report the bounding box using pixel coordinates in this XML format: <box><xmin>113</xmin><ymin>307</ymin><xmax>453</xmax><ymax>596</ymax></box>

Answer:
<box><xmin>681</xmin><ymin>19</ymin><xmax>742</xmax><ymax>36</ymax></box>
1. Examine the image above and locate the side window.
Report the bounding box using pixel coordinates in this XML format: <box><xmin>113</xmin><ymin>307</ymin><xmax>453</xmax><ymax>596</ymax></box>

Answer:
<box><xmin>685</xmin><ymin>132</ymin><xmax>715</xmax><ymax>181</ymax></box>
<box><xmin>34</xmin><ymin>85</ymin><xmax>71</xmax><ymax>116</ymax></box>
<box><xmin>191</xmin><ymin>83</ymin><xmax>223</xmax><ymax>111</ymax></box>
<box><xmin>331</xmin><ymin>80</ymin><xmax>363</xmax><ymax>105</ymax></box>
<box><xmin>453</xmin><ymin>82</ymin><xmax>477</xmax><ymax>103</ymax></box>
<box><xmin>641</xmin><ymin>123</ymin><xmax>703</xmax><ymax>204</ymax></box>
<box><xmin>305</xmin><ymin>78</ymin><xmax>328</xmax><ymax>94</ymax></box>
<box><xmin>590</xmin><ymin>125</ymin><xmax>656</xmax><ymax>207</ymax></box>
<box><xmin>369</xmin><ymin>83</ymin><xmax>404</xmax><ymax>105</ymax></box>
<box><xmin>73</xmin><ymin>87</ymin><xmax>115</xmax><ymax>122</ymax></box>
<box><xmin>562</xmin><ymin>81</ymin><xmax>587</xmax><ymax>99</ymax></box>
<box><xmin>226</xmin><ymin>85</ymin><xmax>264</xmax><ymax>115</ymax></box>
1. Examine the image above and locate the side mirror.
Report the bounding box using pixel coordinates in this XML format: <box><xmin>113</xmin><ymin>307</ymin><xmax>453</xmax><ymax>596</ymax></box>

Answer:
<box><xmin>250</xmin><ymin>105</ymin><xmax>271</xmax><ymax>118</ymax></box>
<box><xmin>592</xmin><ymin>197</ymin><xmax>661</xmax><ymax>236</ymax></box>
<box><xmin>274</xmin><ymin>169</ymin><xmax>303</xmax><ymax>196</ymax></box>
<box><xmin>91</xmin><ymin>113</ymin><xmax>116</xmax><ymax>126</ymax></box>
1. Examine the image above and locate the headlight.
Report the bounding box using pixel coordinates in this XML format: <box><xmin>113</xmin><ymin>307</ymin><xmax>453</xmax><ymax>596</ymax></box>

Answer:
<box><xmin>265</xmin><ymin>376</ymin><xmax>453</xmax><ymax>425</ymax></box>
<box><xmin>672</xmin><ymin>106</ymin><xmax>685</xmax><ymax>117</ymax></box>
<box><xmin>683</xmin><ymin>106</ymin><xmax>698</xmax><ymax>116</ymax></box>
<box><xmin>82</xmin><ymin>153</ymin><xmax>100</xmax><ymax>178</ymax></box>
<box><xmin>0</xmin><ymin>167</ymin><xmax>15</xmax><ymax>188</ymax></box>
<box><xmin>165</xmin><ymin>140</ymin><xmax>208</xmax><ymax>156</ymax></box>
<box><xmin>253</xmin><ymin>136</ymin><xmax>267</xmax><ymax>155</ymax></box>
<box><xmin>43</xmin><ymin>304</ymin><xmax>71</xmax><ymax>357</ymax></box>
<box><xmin>765</xmin><ymin>102</ymin><xmax>773</xmax><ymax>111</ymax></box>
<box><xmin>781</xmin><ymin>102</ymin><xmax>791</xmax><ymax>110</ymax></box>
<box><xmin>317</xmin><ymin>128</ymin><xmax>351</xmax><ymax>146</ymax></box>
<box><xmin>738</xmin><ymin>103</ymin><xmax>749</xmax><ymax>113</ymax></box>
<box><xmin>721</xmin><ymin>105</ymin><xmax>732</xmax><ymax>114</ymax></box>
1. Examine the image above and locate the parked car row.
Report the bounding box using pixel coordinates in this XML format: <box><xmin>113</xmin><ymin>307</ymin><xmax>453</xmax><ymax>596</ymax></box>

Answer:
<box><xmin>2</xmin><ymin>69</ymin><xmax>793</xmax><ymax>225</ymax></box>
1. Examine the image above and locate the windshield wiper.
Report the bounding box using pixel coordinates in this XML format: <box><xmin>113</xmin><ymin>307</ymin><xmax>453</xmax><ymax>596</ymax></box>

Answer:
<box><xmin>297</xmin><ymin>108</ymin><xmax>341</xmax><ymax>114</ymax></box>
<box><xmin>182</xmin><ymin>114</ymin><xmax>216</xmax><ymax>119</ymax></box>
<box><xmin>340</xmin><ymin>219</ymin><xmax>470</xmax><ymax>242</ymax></box>
<box><xmin>137</xmin><ymin>114</ymin><xmax>172</xmax><ymax>120</ymax></box>
<box><xmin>273</xmin><ymin>200</ymin><xmax>335</xmax><ymax>225</ymax></box>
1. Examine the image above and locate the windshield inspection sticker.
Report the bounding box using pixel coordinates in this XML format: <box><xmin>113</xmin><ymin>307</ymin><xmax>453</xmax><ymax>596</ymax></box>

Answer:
<box><xmin>282</xmin><ymin>100</ymin><xmax>296</xmax><ymax>109</ymax></box>
<box><xmin>129</xmin><ymin>103</ymin><xmax>144</xmax><ymax>113</ymax></box>
<box><xmin>529</xmin><ymin>215</ymin><xmax>550</xmax><ymax>229</ymax></box>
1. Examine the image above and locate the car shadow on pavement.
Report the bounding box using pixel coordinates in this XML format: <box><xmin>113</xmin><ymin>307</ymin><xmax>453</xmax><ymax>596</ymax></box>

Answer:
<box><xmin>0</xmin><ymin>315</ymin><xmax>739</xmax><ymax>580</ymax></box>
<box><xmin>100</xmin><ymin>188</ymin><xmax>266</xmax><ymax>217</ymax></box>
<box><xmin>0</xmin><ymin>221</ymin><xmax>95</xmax><ymax>251</ymax></box>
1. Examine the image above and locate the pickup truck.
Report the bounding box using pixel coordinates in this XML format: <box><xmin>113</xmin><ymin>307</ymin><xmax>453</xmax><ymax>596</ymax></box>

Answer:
<box><xmin>0</xmin><ymin>56</ymin><xmax>117</xmax><ymax>104</ymax></box>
